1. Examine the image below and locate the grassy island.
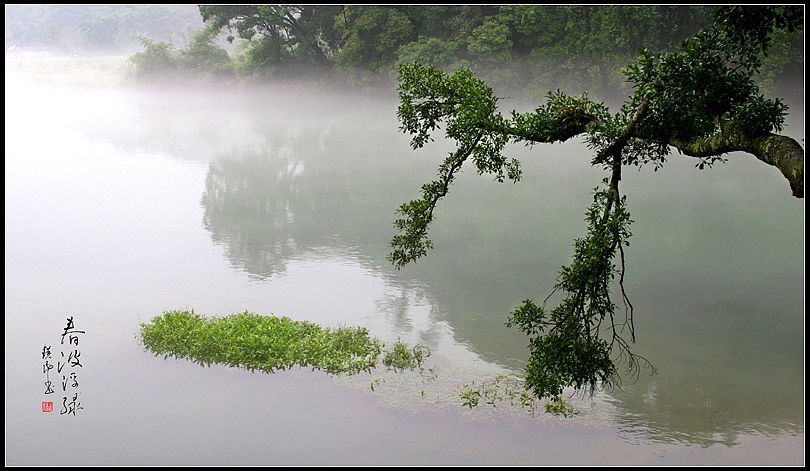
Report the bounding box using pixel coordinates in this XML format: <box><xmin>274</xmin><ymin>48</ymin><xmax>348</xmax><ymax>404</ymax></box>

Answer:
<box><xmin>138</xmin><ymin>310</ymin><xmax>427</xmax><ymax>376</ymax></box>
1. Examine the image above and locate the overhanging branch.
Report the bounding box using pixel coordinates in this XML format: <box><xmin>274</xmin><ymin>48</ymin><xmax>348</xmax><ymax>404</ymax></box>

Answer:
<box><xmin>666</xmin><ymin>124</ymin><xmax>804</xmax><ymax>198</ymax></box>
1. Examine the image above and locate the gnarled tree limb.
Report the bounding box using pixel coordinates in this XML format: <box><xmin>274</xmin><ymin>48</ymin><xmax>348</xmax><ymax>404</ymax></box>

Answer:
<box><xmin>663</xmin><ymin>123</ymin><xmax>804</xmax><ymax>198</ymax></box>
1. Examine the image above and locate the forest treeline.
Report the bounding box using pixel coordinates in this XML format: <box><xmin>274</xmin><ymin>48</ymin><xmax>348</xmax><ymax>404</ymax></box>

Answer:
<box><xmin>5</xmin><ymin>5</ymin><xmax>804</xmax><ymax>99</ymax></box>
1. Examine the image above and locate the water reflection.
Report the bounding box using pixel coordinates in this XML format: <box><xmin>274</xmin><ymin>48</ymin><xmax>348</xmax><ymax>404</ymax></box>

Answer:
<box><xmin>605</xmin><ymin>271</ymin><xmax>804</xmax><ymax>446</ymax></box>
<box><xmin>6</xmin><ymin>77</ymin><xmax>802</xmax><ymax>459</ymax></box>
<box><xmin>202</xmin><ymin>151</ymin><xmax>305</xmax><ymax>279</ymax></box>
<box><xmin>197</xmin><ymin>122</ymin><xmax>481</xmax><ymax>358</ymax></box>
<box><xmin>192</xmin><ymin>85</ymin><xmax>803</xmax><ymax>446</ymax></box>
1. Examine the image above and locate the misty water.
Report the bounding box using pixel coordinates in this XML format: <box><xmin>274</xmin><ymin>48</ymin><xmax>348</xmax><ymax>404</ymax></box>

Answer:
<box><xmin>5</xmin><ymin>65</ymin><xmax>804</xmax><ymax>465</ymax></box>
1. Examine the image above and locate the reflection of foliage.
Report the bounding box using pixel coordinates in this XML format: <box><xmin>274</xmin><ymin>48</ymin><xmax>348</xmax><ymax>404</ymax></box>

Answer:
<box><xmin>197</xmin><ymin>112</ymin><xmax>338</xmax><ymax>279</ymax></box>
<box><xmin>607</xmin><ymin>288</ymin><xmax>805</xmax><ymax>446</ymax></box>
<box><xmin>196</xmin><ymin>100</ymin><xmax>418</xmax><ymax>281</ymax></box>
<box><xmin>201</xmin><ymin>152</ymin><xmax>304</xmax><ymax>279</ymax></box>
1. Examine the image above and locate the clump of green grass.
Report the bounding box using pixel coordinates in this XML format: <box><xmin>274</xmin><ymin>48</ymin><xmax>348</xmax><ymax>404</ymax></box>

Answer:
<box><xmin>382</xmin><ymin>339</ymin><xmax>430</xmax><ymax>372</ymax></box>
<box><xmin>138</xmin><ymin>310</ymin><xmax>384</xmax><ymax>376</ymax></box>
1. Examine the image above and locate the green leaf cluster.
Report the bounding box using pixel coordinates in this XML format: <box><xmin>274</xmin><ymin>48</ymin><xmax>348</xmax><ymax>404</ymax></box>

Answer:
<box><xmin>511</xmin><ymin>90</ymin><xmax>610</xmax><ymax>145</ymax></box>
<box><xmin>622</xmin><ymin>6</ymin><xmax>800</xmax><ymax>147</ymax></box>
<box><xmin>381</xmin><ymin>339</ymin><xmax>430</xmax><ymax>372</ymax></box>
<box><xmin>389</xmin><ymin>62</ymin><xmax>517</xmax><ymax>268</ymax></box>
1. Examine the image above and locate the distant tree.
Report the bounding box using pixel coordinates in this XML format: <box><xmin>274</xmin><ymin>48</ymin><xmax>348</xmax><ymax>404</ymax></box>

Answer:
<box><xmin>180</xmin><ymin>26</ymin><xmax>235</xmax><ymax>81</ymax></box>
<box><xmin>395</xmin><ymin>37</ymin><xmax>469</xmax><ymax>74</ymax></box>
<box><xmin>190</xmin><ymin>6</ymin><xmax>802</xmax><ymax>95</ymax></box>
<box><xmin>128</xmin><ymin>27</ymin><xmax>234</xmax><ymax>84</ymax></box>
<box><xmin>128</xmin><ymin>37</ymin><xmax>181</xmax><ymax>82</ymax></box>
<box><xmin>197</xmin><ymin>5</ymin><xmax>342</xmax><ymax>77</ymax></box>
<box><xmin>388</xmin><ymin>6</ymin><xmax>804</xmax><ymax>400</ymax></box>
<box><xmin>374</xmin><ymin>6</ymin><xmax>728</xmax><ymax>100</ymax></box>
<box><xmin>78</xmin><ymin>14</ymin><xmax>121</xmax><ymax>50</ymax></box>
<box><xmin>334</xmin><ymin>6</ymin><xmax>414</xmax><ymax>73</ymax></box>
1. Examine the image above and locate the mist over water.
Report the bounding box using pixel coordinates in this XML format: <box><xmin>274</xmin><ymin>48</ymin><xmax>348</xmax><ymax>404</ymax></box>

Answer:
<box><xmin>5</xmin><ymin>60</ymin><xmax>804</xmax><ymax>465</ymax></box>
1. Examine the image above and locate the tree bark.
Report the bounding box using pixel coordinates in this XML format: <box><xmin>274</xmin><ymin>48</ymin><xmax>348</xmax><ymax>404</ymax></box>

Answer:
<box><xmin>667</xmin><ymin>124</ymin><xmax>804</xmax><ymax>198</ymax></box>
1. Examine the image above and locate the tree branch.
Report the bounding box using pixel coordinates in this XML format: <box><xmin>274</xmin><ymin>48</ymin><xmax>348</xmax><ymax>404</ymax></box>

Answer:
<box><xmin>664</xmin><ymin>122</ymin><xmax>804</xmax><ymax>198</ymax></box>
<box><xmin>388</xmin><ymin>134</ymin><xmax>483</xmax><ymax>268</ymax></box>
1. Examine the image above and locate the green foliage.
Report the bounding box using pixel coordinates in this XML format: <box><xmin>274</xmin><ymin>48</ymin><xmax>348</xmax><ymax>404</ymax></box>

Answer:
<box><xmin>182</xmin><ymin>27</ymin><xmax>233</xmax><ymax>77</ymax></box>
<box><xmin>388</xmin><ymin>6</ymin><xmax>803</xmax><ymax>402</ymax></box>
<box><xmin>7</xmin><ymin>6</ymin><xmax>801</xmax><ymax>94</ymax></box>
<box><xmin>389</xmin><ymin>61</ymin><xmax>622</xmax><ymax>270</ymax></box>
<box><xmin>192</xmin><ymin>5</ymin><xmax>761</xmax><ymax>92</ymax></box>
<box><xmin>544</xmin><ymin>395</ymin><xmax>579</xmax><ymax>418</ymax></box>
<box><xmin>139</xmin><ymin>310</ymin><xmax>384</xmax><ymax>375</ymax></box>
<box><xmin>381</xmin><ymin>340</ymin><xmax>430</xmax><ymax>372</ymax></box>
<box><xmin>456</xmin><ymin>375</ymin><xmax>543</xmax><ymax>413</ymax></box>
<box><xmin>621</xmin><ymin>6</ymin><xmax>801</xmax><ymax>147</ymax></box>
<box><xmin>198</xmin><ymin>5</ymin><xmax>340</xmax><ymax>79</ymax></box>
<box><xmin>459</xmin><ymin>388</ymin><xmax>481</xmax><ymax>408</ymax></box>
<box><xmin>128</xmin><ymin>30</ymin><xmax>234</xmax><ymax>84</ymax></box>
<box><xmin>730</xmin><ymin>94</ymin><xmax>788</xmax><ymax>136</ymax></box>
<box><xmin>713</xmin><ymin>6</ymin><xmax>804</xmax><ymax>62</ymax></box>
<box><xmin>510</xmin><ymin>90</ymin><xmax>610</xmax><ymax>144</ymax></box>
<box><xmin>466</xmin><ymin>18</ymin><xmax>513</xmax><ymax>62</ymax></box>
<box><xmin>395</xmin><ymin>37</ymin><xmax>469</xmax><ymax>73</ymax></box>
<box><xmin>489</xmin><ymin>5</ymin><xmax>718</xmax><ymax>98</ymax></box>
<box><xmin>389</xmin><ymin>62</ymin><xmax>520</xmax><ymax>268</ymax></box>
<box><xmin>506</xmin><ymin>187</ymin><xmax>640</xmax><ymax>399</ymax></box>
<box><xmin>128</xmin><ymin>37</ymin><xmax>180</xmax><ymax>82</ymax></box>
<box><xmin>623</xmin><ymin>40</ymin><xmax>751</xmax><ymax>143</ymax></box>
<box><xmin>393</xmin><ymin>65</ymin><xmax>643</xmax><ymax>399</ymax></box>
<box><xmin>333</xmin><ymin>5</ymin><xmax>416</xmax><ymax>86</ymax></box>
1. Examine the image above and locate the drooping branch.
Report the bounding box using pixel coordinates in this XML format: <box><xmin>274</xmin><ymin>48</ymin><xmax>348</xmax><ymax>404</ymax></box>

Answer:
<box><xmin>597</xmin><ymin>96</ymin><xmax>651</xmax><ymax>375</ymax></box>
<box><xmin>388</xmin><ymin>134</ymin><xmax>482</xmax><ymax>268</ymax></box>
<box><xmin>389</xmin><ymin>5</ymin><xmax>803</xmax><ymax>402</ymax></box>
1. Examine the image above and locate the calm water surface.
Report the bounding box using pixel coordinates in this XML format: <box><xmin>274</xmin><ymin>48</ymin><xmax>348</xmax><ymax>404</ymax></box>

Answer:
<box><xmin>5</xmin><ymin>69</ymin><xmax>804</xmax><ymax>465</ymax></box>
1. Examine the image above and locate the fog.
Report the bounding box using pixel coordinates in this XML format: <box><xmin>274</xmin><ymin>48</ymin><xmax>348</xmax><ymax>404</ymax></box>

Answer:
<box><xmin>5</xmin><ymin>49</ymin><xmax>804</xmax><ymax>466</ymax></box>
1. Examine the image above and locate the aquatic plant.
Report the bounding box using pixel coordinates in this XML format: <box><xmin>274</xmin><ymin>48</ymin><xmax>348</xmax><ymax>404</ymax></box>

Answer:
<box><xmin>138</xmin><ymin>309</ymin><xmax>386</xmax><ymax>376</ymax></box>
<box><xmin>381</xmin><ymin>339</ymin><xmax>430</xmax><ymax>372</ymax></box>
<box><xmin>139</xmin><ymin>310</ymin><xmax>579</xmax><ymax>418</ymax></box>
